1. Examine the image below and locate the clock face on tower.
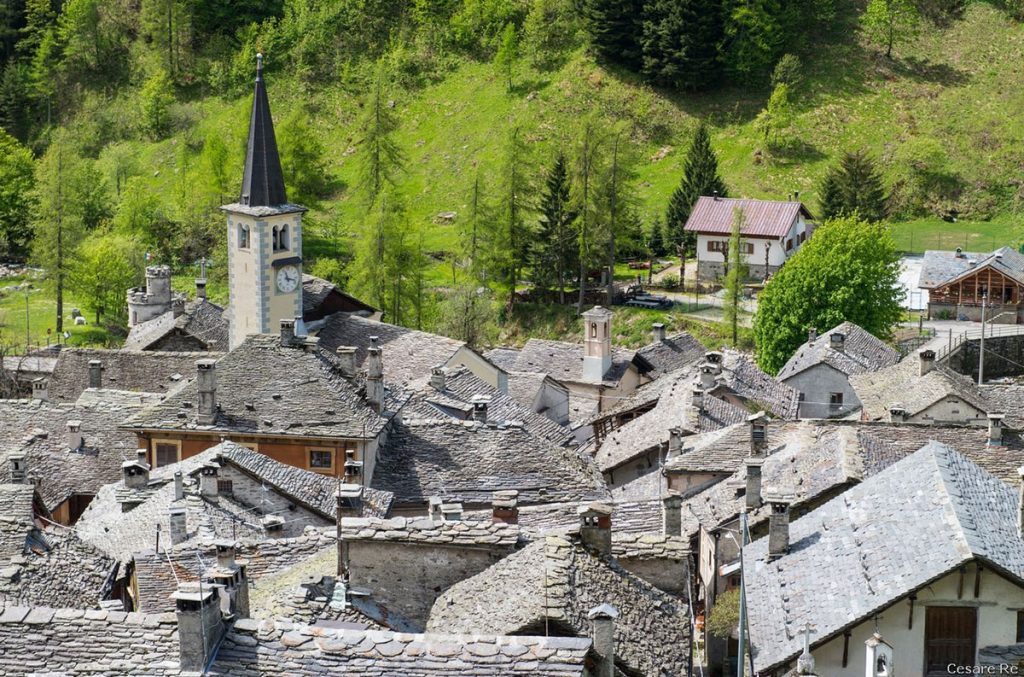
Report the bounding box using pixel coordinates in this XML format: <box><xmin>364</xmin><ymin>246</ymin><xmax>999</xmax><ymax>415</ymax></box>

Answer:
<box><xmin>276</xmin><ymin>265</ymin><xmax>300</xmax><ymax>293</ymax></box>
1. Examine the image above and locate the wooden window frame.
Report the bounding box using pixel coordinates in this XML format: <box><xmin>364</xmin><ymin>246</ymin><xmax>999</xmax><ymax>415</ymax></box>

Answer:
<box><xmin>152</xmin><ymin>438</ymin><xmax>182</xmax><ymax>468</ymax></box>
<box><xmin>238</xmin><ymin>224</ymin><xmax>251</xmax><ymax>250</ymax></box>
<box><xmin>306</xmin><ymin>447</ymin><xmax>336</xmax><ymax>474</ymax></box>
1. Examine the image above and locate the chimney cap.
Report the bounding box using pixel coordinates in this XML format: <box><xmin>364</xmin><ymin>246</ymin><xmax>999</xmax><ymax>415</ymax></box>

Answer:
<box><xmin>587</xmin><ymin>603</ymin><xmax>619</xmax><ymax>620</ymax></box>
<box><xmin>662</xmin><ymin>491</ymin><xmax>683</xmax><ymax>507</ymax></box>
<box><xmin>336</xmin><ymin>484</ymin><xmax>364</xmax><ymax>500</ymax></box>
<box><xmin>988</xmin><ymin>412</ymin><xmax>1006</xmax><ymax>421</ymax></box>
<box><xmin>196</xmin><ymin>358</ymin><xmax>217</xmax><ymax>370</ymax></box>
<box><xmin>1017</xmin><ymin>465</ymin><xmax>1024</xmax><ymax>479</ymax></box>
<box><xmin>577</xmin><ymin>502</ymin><xmax>613</xmax><ymax>518</ymax></box>
<box><xmin>66</xmin><ymin>419</ymin><xmax>83</xmax><ymax>430</ymax></box>
<box><xmin>764</xmin><ymin>493</ymin><xmax>795</xmax><ymax>507</ymax></box>
<box><xmin>747</xmin><ymin>411</ymin><xmax>767</xmax><ymax>423</ymax></box>
<box><xmin>919</xmin><ymin>348</ymin><xmax>936</xmax><ymax>359</ymax></box>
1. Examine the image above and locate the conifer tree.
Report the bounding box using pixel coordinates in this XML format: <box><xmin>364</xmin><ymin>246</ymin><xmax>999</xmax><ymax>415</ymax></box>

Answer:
<box><xmin>583</xmin><ymin>0</ymin><xmax>644</xmax><ymax>70</ymax></box>
<box><xmin>641</xmin><ymin>0</ymin><xmax>723</xmax><ymax>91</ymax></box>
<box><xmin>357</xmin><ymin>62</ymin><xmax>405</xmax><ymax>207</ymax></box>
<box><xmin>722</xmin><ymin>207</ymin><xmax>748</xmax><ymax>346</ymax></box>
<box><xmin>818</xmin><ymin>150</ymin><xmax>887</xmax><ymax>222</ymax></box>
<box><xmin>494</xmin><ymin>22</ymin><xmax>518</xmax><ymax>93</ymax></box>
<box><xmin>532</xmin><ymin>152</ymin><xmax>578</xmax><ymax>304</ymax></box>
<box><xmin>666</xmin><ymin>122</ymin><xmax>728</xmax><ymax>250</ymax></box>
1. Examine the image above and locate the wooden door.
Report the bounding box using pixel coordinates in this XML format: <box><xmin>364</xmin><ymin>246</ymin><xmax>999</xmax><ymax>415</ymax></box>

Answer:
<box><xmin>925</xmin><ymin>606</ymin><xmax>977</xmax><ymax>676</ymax></box>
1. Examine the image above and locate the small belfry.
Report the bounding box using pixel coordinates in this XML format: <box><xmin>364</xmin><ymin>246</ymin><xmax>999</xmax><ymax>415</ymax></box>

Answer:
<box><xmin>222</xmin><ymin>53</ymin><xmax>307</xmax><ymax>350</ymax></box>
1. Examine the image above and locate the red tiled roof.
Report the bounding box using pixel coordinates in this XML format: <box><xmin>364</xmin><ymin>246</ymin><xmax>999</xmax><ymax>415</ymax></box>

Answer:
<box><xmin>683</xmin><ymin>196</ymin><xmax>814</xmax><ymax>238</ymax></box>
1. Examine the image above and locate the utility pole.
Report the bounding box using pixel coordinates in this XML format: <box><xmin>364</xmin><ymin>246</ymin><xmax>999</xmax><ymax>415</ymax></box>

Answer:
<box><xmin>736</xmin><ymin>510</ymin><xmax>748</xmax><ymax>677</ymax></box>
<box><xmin>978</xmin><ymin>292</ymin><xmax>986</xmax><ymax>386</ymax></box>
<box><xmin>24</xmin><ymin>288</ymin><xmax>30</xmax><ymax>350</ymax></box>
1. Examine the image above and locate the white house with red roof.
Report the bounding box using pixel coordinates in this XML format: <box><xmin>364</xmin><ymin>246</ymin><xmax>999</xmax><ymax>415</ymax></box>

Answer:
<box><xmin>684</xmin><ymin>196</ymin><xmax>816</xmax><ymax>282</ymax></box>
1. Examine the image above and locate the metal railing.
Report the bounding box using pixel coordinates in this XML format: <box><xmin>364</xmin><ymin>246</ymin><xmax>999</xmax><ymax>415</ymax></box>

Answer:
<box><xmin>936</xmin><ymin>323</ymin><xmax>1024</xmax><ymax>362</ymax></box>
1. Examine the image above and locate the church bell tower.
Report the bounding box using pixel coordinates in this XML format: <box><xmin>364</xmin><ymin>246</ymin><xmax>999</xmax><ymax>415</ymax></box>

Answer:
<box><xmin>222</xmin><ymin>53</ymin><xmax>306</xmax><ymax>350</ymax></box>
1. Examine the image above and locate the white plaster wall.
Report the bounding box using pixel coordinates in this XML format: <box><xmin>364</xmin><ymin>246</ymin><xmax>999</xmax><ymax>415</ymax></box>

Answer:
<box><xmin>908</xmin><ymin>396</ymin><xmax>988</xmax><ymax>426</ymax></box>
<box><xmin>787</xmin><ymin>567</ymin><xmax>1024</xmax><ymax>677</ymax></box>
<box><xmin>784</xmin><ymin>364</ymin><xmax>861</xmax><ymax>419</ymax></box>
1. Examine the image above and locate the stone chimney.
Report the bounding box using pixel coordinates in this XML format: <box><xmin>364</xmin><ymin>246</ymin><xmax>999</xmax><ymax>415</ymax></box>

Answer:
<box><xmin>492</xmin><ymin>490</ymin><xmax>519</xmax><ymax>524</ymax></box>
<box><xmin>173</xmin><ymin>471</ymin><xmax>184</xmax><ymax>501</ymax></box>
<box><xmin>88</xmin><ymin>360</ymin><xmax>103</xmax><ymax>389</ymax></box>
<box><xmin>988</xmin><ymin>413</ymin><xmax>1005</xmax><ymax>447</ymax></box>
<box><xmin>171</xmin><ymin>297</ymin><xmax>185</xmax><ymax>318</ymax></box>
<box><xmin>919</xmin><ymin>349</ymin><xmax>936</xmax><ymax>377</ymax></box>
<box><xmin>662</xmin><ymin>492</ymin><xmax>683</xmax><ymax>537</ymax></box>
<box><xmin>441</xmin><ymin>502</ymin><xmax>463</xmax><ymax>522</ymax></box>
<box><xmin>699</xmin><ymin>364</ymin><xmax>717</xmax><ymax>390</ymax></box>
<box><xmin>336</xmin><ymin>484</ymin><xmax>364</xmax><ymax>518</ymax></box>
<box><xmin>578</xmin><ymin>503</ymin><xmax>613</xmax><ymax>557</ymax></box>
<box><xmin>365</xmin><ymin>337</ymin><xmax>384</xmax><ymax>413</ymax></box>
<box><xmin>430</xmin><ymin>365</ymin><xmax>446</xmax><ymax>391</ymax></box>
<box><xmin>471</xmin><ymin>394</ymin><xmax>491</xmax><ymax>424</ymax></box>
<box><xmin>206</xmin><ymin>540</ymin><xmax>250</xmax><ymax>619</ymax></box>
<box><xmin>829</xmin><ymin>332</ymin><xmax>845</xmax><ymax>353</ymax></box>
<box><xmin>335</xmin><ymin>347</ymin><xmax>357</xmax><ymax>378</ymax></box>
<box><xmin>692</xmin><ymin>387</ymin><xmax>704</xmax><ymax>411</ymax></box>
<box><xmin>122</xmin><ymin>454</ymin><xmax>150</xmax><ymax>490</ymax></box>
<box><xmin>196</xmin><ymin>359</ymin><xmax>217</xmax><ymax>425</ymax></box>
<box><xmin>749</xmin><ymin>412</ymin><xmax>768</xmax><ymax>456</ymax></box>
<box><xmin>888</xmin><ymin>406</ymin><xmax>907</xmax><ymax>423</ymax></box>
<box><xmin>279</xmin><ymin>318</ymin><xmax>296</xmax><ymax>347</ymax></box>
<box><xmin>1017</xmin><ymin>466</ymin><xmax>1024</xmax><ymax>538</ymax></box>
<box><xmin>429</xmin><ymin>496</ymin><xmax>443</xmax><ymax>521</ymax></box>
<box><xmin>31</xmin><ymin>378</ymin><xmax>48</xmax><ymax>401</ymax></box>
<box><xmin>195</xmin><ymin>279</ymin><xmax>207</xmax><ymax>300</ymax></box>
<box><xmin>8</xmin><ymin>454</ymin><xmax>26</xmax><ymax>484</ymax></box>
<box><xmin>807</xmin><ymin>327</ymin><xmax>818</xmax><ymax>343</ymax></box>
<box><xmin>169</xmin><ymin>506</ymin><xmax>188</xmax><ymax>545</ymax></box>
<box><xmin>172</xmin><ymin>583</ymin><xmax>225</xmax><ymax>673</ymax></box>
<box><xmin>667</xmin><ymin>427</ymin><xmax>683</xmax><ymax>457</ymax></box>
<box><xmin>200</xmin><ymin>463</ymin><xmax>219</xmax><ymax>498</ymax></box>
<box><xmin>705</xmin><ymin>351</ymin><xmax>724</xmax><ymax>373</ymax></box>
<box><xmin>767</xmin><ymin>497</ymin><xmax>792</xmax><ymax>560</ymax></box>
<box><xmin>588</xmin><ymin>604</ymin><xmax>619</xmax><ymax>677</ymax></box>
<box><xmin>745</xmin><ymin>457</ymin><xmax>764</xmax><ymax>510</ymax></box>
<box><xmin>651</xmin><ymin>323</ymin><xmax>667</xmax><ymax>343</ymax></box>
<box><xmin>66</xmin><ymin>420</ymin><xmax>83</xmax><ymax>450</ymax></box>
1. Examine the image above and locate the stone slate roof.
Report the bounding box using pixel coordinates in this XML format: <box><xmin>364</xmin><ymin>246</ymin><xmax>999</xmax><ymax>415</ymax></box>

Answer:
<box><xmin>121</xmin><ymin>334</ymin><xmax>398</xmax><ymax>440</ymax></box>
<box><xmin>75</xmin><ymin>444</ymin><xmax>385</xmax><ymax>564</ymax></box>
<box><xmin>663</xmin><ymin>422</ymin><xmax>756</xmax><ymax>474</ymax></box>
<box><xmin>635</xmin><ymin>331</ymin><xmax>707</xmax><ymax>376</ymax></box>
<box><xmin>47</xmin><ymin>348</ymin><xmax>215</xmax><ymax>402</ymax></box>
<box><xmin>462</xmin><ymin>499</ymin><xmax>665</xmax><ymax>538</ymax></box>
<box><xmin>133</xmin><ymin>528</ymin><xmax>340</xmax><ymax>613</ymax></box>
<box><xmin>505</xmin><ymin>370</ymin><xmax>561</xmax><ymax>411</ymax></box>
<box><xmin>504</xmin><ymin>338</ymin><xmax>639</xmax><ymax>386</ymax></box>
<box><xmin>850</xmin><ymin>356</ymin><xmax>992</xmax><ymax>421</ymax></box>
<box><xmin>0</xmin><ymin>603</ymin><xmax>595</xmax><ymax>676</ymax></box>
<box><xmin>1</xmin><ymin>355</ymin><xmax>57</xmax><ymax>378</ymax></box>
<box><xmin>918</xmin><ymin>246</ymin><xmax>1024</xmax><ymax>289</ymax></box>
<box><xmin>406</xmin><ymin>367</ymin><xmax>571</xmax><ymax>445</ymax></box>
<box><xmin>684</xmin><ymin>196</ymin><xmax>812</xmax><ymax>238</ymax></box>
<box><xmin>372</xmin><ymin>418</ymin><xmax>609</xmax><ymax>508</ymax></box>
<box><xmin>0</xmin><ymin>395</ymin><xmax>151</xmax><ymax>512</ymax></box>
<box><xmin>596</xmin><ymin>370</ymin><xmax>748</xmax><ymax>473</ymax></box>
<box><xmin>980</xmin><ymin>384</ymin><xmax>1024</xmax><ymax>430</ymax></box>
<box><xmin>123</xmin><ymin>299</ymin><xmax>228</xmax><ymax>351</ymax></box>
<box><xmin>316</xmin><ymin>313</ymin><xmax>472</xmax><ymax>387</ymax></box>
<box><xmin>481</xmin><ymin>347</ymin><xmax>520</xmax><ymax>371</ymax></box>
<box><xmin>427</xmin><ymin>534</ymin><xmax>691</xmax><ymax>677</ymax></box>
<box><xmin>301</xmin><ymin>274</ymin><xmax>378</xmax><ymax>319</ymax></box>
<box><xmin>745</xmin><ymin>443</ymin><xmax>1024</xmax><ymax>673</ymax></box>
<box><xmin>777</xmin><ymin>322</ymin><xmax>899</xmax><ymax>381</ymax></box>
<box><xmin>714</xmin><ymin>350</ymin><xmax>800</xmax><ymax>419</ymax></box>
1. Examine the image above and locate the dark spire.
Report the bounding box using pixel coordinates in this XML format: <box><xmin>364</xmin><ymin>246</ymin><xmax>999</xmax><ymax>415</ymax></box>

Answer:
<box><xmin>240</xmin><ymin>53</ymin><xmax>288</xmax><ymax>207</ymax></box>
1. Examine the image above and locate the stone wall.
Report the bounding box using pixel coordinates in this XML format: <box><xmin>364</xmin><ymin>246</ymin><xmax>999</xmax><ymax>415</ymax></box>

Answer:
<box><xmin>150</xmin><ymin>331</ymin><xmax>210</xmax><ymax>352</ymax></box>
<box><xmin>349</xmin><ymin>541</ymin><xmax>511</xmax><ymax>630</ymax></box>
<box><xmin>949</xmin><ymin>334</ymin><xmax>1024</xmax><ymax>380</ymax></box>
<box><xmin>697</xmin><ymin>261</ymin><xmax>780</xmax><ymax>283</ymax></box>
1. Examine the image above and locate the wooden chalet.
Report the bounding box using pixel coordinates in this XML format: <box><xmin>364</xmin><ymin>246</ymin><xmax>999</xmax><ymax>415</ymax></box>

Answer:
<box><xmin>919</xmin><ymin>246</ymin><xmax>1024</xmax><ymax>323</ymax></box>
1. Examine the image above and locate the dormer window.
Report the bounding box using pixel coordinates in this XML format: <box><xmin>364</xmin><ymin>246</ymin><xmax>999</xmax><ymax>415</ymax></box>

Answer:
<box><xmin>273</xmin><ymin>224</ymin><xmax>289</xmax><ymax>252</ymax></box>
<box><xmin>238</xmin><ymin>224</ymin><xmax>251</xmax><ymax>249</ymax></box>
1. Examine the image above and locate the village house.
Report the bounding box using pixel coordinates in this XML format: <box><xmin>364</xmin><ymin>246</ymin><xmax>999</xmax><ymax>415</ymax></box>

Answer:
<box><xmin>744</xmin><ymin>442</ymin><xmax>1024</xmax><ymax>677</ymax></box>
<box><xmin>427</xmin><ymin>503</ymin><xmax>692</xmax><ymax>677</ymax></box>
<box><xmin>778</xmin><ymin>322</ymin><xmax>900</xmax><ymax>419</ymax></box>
<box><xmin>41</xmin><ymin>347</ymin><xmax>213</xmax><ymax>403</ymax></box>
<box><xmin>684</xmin><ymin>195</ymin><xmax>815</xmax><ymax>282</ymax></box>
<box><xmin>486</xmin><ymin>306</ymin><xmax>656</xmax><ymax>426</ymax></box>
<box><xmin>850</xmin><ymin>348</ymin><xmax>994</xmax><ymax>425</ymax></box>
<box><xmin>119</xmin><ymin>328</ymin><xmax>403</xmax><ymax>480</ymax></box>
<box><xmin>920</xmin><ymin>246</ymin><xmax>1024</xmax><ymax>322</ymax></box>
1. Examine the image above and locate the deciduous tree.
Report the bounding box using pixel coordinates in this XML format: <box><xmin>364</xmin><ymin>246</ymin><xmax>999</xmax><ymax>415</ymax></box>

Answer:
<box><xmin>753</xmin><ymin>215</ymin><xmax>903</xmax><ymax>373</ymax></box>
<box><xmin>862</xmin><ymin>0</ymin><xmax>920</xmax><ymax>59</ymax></box>
<box><xmin>67</xmin><ymin>232</ymin><xmax>142</xmax><ymax>324</ymax></box>
<box><xmin>0</xmin><ymin>129</ymin><xmax>35</xmax><ymax>258</ymax></box>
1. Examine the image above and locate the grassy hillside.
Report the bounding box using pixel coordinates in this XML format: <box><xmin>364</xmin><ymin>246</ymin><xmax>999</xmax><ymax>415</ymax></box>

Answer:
<box><xmin>133</xmin><ymin>2</ymin><xmax>1024</xmax><ymax>269</ymax></box>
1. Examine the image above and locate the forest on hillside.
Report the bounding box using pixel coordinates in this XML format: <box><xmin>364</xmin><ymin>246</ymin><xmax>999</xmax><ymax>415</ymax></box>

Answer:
<box><xmin>0</xmin><ymin>0</ymin><xmax>1022</xmax><ymax>343</ymax></box>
